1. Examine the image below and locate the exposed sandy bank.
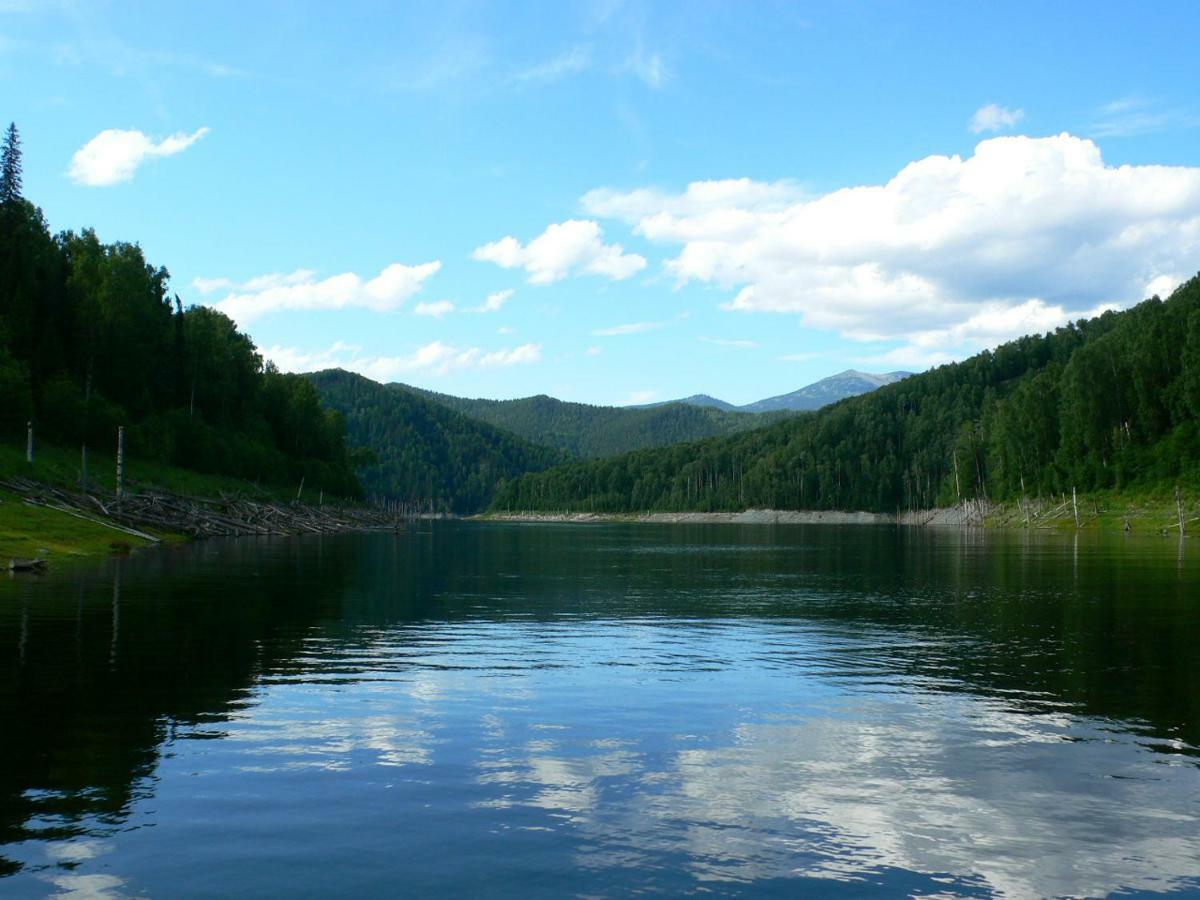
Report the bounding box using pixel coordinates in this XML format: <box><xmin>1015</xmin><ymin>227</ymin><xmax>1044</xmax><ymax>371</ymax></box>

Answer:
<box><xmin>483</xmin><ymin>507</ymin><xmax>981</xmax><ymax>526</ymax></box>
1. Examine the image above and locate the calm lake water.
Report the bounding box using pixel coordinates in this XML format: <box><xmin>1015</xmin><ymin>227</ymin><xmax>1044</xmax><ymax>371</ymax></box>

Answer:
<box><xmin>1</xmin><ymin>522</ymin><xmax>1199</xmax><ymax>898</ymax></box>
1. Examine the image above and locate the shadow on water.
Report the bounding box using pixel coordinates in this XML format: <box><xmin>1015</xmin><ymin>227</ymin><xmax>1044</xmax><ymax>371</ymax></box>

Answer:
<box><xmin>0</xmin><ymin>522</ymin><xmax>1197</xmax><ymax>894</ymax></box>
<box><xmin>0</xmin><ymin>538</ymin><xmax>357</xmax><ymax>878</ymax></box>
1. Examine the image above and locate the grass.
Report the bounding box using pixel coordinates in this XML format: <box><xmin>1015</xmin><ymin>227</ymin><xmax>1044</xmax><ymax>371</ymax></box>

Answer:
<box><xmin>986</xmin><ymin>486</ymin><xmax>1199</xmax><ymax>535</ymax></box>
<box><xmin>0</xmin><ymin>438</ymin><xmax>352</xmax><ymax>562</ymax></box>
<box><xmin>0</xmin><ymin>440</ymin><xmax>342</xmax><ymax>505</ymax></box>
<box><xmin>0</xmin><ymin>488</ymin><xmax>161</xmax><ymax>561</ymax></box>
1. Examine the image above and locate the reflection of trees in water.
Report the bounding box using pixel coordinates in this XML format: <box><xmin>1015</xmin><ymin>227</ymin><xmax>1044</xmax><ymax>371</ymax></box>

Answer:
<box><xmin>0</xmin><ymin>537</ymin><xmax>357</xmax><ymax>877</ymax></box>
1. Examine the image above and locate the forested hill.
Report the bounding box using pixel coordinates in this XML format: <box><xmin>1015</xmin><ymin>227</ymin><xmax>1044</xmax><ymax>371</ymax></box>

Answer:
<box><xmin>0</xmin><ymin>126</ymin><xmax>360</xmax><ymax>497</ymax></box>
<box><xmin>308</xmin><ymin>369</ymin><xmax>565</xmax><ymax>513</ymax></box>
<box><xmin>492</xmin><ymin>277</ymin><xmax>1200</xmax><ymax>514</ymax></box>
<box><xmin>400</xmin><ymin>385</ymin><xmax>787</xmax><ymax>458</ymax></box>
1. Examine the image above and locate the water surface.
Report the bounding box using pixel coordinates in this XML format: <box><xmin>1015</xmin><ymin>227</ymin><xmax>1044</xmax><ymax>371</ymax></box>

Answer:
<box><xmin>2</xmin><ymin>523</ymin><xmax>1199</xmax><ymax>897</ymax></box>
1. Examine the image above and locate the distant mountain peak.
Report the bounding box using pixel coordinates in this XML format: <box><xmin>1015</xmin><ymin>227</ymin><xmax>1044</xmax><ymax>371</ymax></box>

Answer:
<box><xmin>675</xmin><ymin>394</ymin><xmax>739</xmax><ymax>412</ymax></box>
<box><xmin>738</xmin><ymin>370</ymin><xmax>911</xmax><ymax>413</ymax></box>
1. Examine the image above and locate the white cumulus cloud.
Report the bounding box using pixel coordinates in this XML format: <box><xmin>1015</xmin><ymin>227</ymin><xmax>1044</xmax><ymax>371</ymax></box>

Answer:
<box><xmin>208</xmin><ymin>262</ymin><xmax>441</xmax><ymax>325</ymax></box>
<box><xmin>857</xmin><ymin>298</ymin><xmax>1121</xmax><ymax>369</ymax></box>
<box><xmin>414</xmin><ymin>300</ymin><xmax>455</xmax><ymax>318</ymax></box>
<box><xmin>583</xmin><ymin>178</ymin><xmax>805</xmax><ymax>222</ymax></box>
<box><xmin>264</xmin><ymin>340</ymin><xmax>542</xmax><ymax>381</ymax></box>
<box><xmin>582</xmin><ymin>133</ymin><xmax>1200</xmax><ymax>367</ymax></box>
<box><xmin>969</xmin><ymin>103</ymin><xmax>1025</xmax><ymax>134</ymax></box>
<box><xmin>67</xmin><ymin>127</ymin><xmax>209</xmax><ymax>186</ymax></box>
<box><xmin>473</xmin><ymin>219</ymin><xmax>646</xmax><ymax>284</ymax></box>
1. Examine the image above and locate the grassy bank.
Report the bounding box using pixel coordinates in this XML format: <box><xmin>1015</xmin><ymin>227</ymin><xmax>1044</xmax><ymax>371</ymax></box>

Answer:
<box><xmin>0</xmin><ymin>439</ymin><xmax>358</xmax><ymax>563</ymax></box>
<box><xmin>985</xmin><ymin>486</ymin><xmax>1198</xmax><ymax>535</ymax></box>
<box><xmin>0</xmin><ymin>441</ymin><xmax>334</xmax><ymax>505</ymax></box>
<box><xmin>0</xmin><ymin>487</ymin><xmax>168</xmax><ymax>561</ymax></box>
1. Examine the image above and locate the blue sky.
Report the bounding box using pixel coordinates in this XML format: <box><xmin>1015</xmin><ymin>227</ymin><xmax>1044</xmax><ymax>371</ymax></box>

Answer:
<box><xmin>4</xmin><ymin>1</ymin><xmax>1200</xmax><ymax>405</ymax></box>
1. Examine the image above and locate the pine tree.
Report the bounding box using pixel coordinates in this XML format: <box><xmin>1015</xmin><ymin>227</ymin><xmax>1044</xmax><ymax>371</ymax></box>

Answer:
<box><xmin>1</xmin><ymin>122</ymin><xmax>23</xmax><ymax>204</ymax></box>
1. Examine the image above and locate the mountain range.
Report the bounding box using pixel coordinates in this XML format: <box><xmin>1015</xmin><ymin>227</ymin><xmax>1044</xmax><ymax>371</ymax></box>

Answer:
<box><xmin>306</xmin><ymin>366</ymin><xmax>912</xmax><ymax>510</ymax></box>
<box><xmin>665</xmin><ymin>370</ymin><xmax>912</xmax><ymax>413</ymax></box>
<box><xmin>492</xmin><ymin>278</ymin><xmax>1200</xmax><ymax>516</ymax></box>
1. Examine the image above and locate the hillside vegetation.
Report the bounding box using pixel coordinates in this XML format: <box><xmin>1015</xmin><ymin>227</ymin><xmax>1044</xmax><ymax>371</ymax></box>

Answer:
<box><xmin>404</xmin><ymin>385</ymin><xmax>788</xmax><ymax>458</ymax></box>
<box><xmin>308</xmin><ymin>369</ymin><xmax>565</xmax><ymax>513</ymax></box>
<box><xmin>0</xmin><ymin>130</ymin><xmax>360</xmax><ymax>498</ymax></box>
<box><xmin>492</xmin><ymin>277</ymin><xmax>1200</xmax><ymax>514</ymax></box>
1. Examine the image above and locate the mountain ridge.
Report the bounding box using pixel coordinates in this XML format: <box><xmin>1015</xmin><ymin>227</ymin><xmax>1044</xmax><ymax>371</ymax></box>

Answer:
<box><xmin>737</xmin><ymin>369</ymin><xmax>912</xmax><ymax>413</ymax></box>
<box><xmin>395</xmin><ymin>383</ymin><xmax>782</xmax><ymax>459</ymax></box>
<box><xmin>490</xmin><ymin>278</ymin><xmax>1200</xmax><ymax>516</ymax></box>
<box><xmin>654</xmin><ymin>369</ymin><xmax>913</xmax><ymax>413</ymax></box>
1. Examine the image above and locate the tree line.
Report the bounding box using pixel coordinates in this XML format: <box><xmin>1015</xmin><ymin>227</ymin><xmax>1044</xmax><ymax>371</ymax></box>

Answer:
<box><xmin>307</xmin><ymin>369</ymin><xmax>564</xmax><ymax>513</ymax></box>
<box><xmin>0</xmin><ymin>124</ymin><xmax>360</xmax><ymax>497</ymax></box>
<box><xmin>492</xmin><ymin>277</ymin><xmax>1200</xmax><ymax>514</ymax></box>
<box><xmin>405</xmin><ymin>385</ymin><xmax>790</xmax><ymax>459</ymax></box>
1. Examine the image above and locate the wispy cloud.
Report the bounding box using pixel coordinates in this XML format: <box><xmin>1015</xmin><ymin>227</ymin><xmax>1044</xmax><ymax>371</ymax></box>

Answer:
<box><xmin>1090</xmin><ymin>97</ymin><xmax>1198</xmax><ymax>137</ymax></box>
<box><xmin>623</xmin><ymin>48</ymin><xmax>668</xmax><ymax>88</ymax></box>
<box><xmin>592</xmin><ymin>321</ymin><xmax>662</xmax><ymax>336</ymax></box>
<box><xmin>67</xmin><ymin>127</ymin><xmax>209</xmax><ymax>186</ymax></box>
<box><xmin>203</xmin><ymin>262</ymin><xmax>441</xmax><ymax>325</ymax></box>
<box><xmin>968</xmin><ymin>103</ymin><xmax>1024</xmax><ymax>133</ymax></box>
<box><xmin>626</xmin><ymin>389</ymin><xmax>657</xmax><ymax>404</ymax></box>
<box><xmin>379</xmin><ymin>35</ymin><xmax>492</xmax><ymax>92</ymax></box>
<box><xmin>264</xmin><ymin>339</ymin><xmax>542</xmax><ymax>381</ymax></box>
<box><xmin>474</xmin><ymin>288</ymin><xmax>514</xmax><ymax>313</ymax></box>
<box><xmin>512</xmin><ymin>45</ymin><xmax>592</xmax><ymax>84</ymax></box>
<box><xmin>699</xmin><ymin>336</ymin><xmax>757</xmax><ymax>348</ymax></box>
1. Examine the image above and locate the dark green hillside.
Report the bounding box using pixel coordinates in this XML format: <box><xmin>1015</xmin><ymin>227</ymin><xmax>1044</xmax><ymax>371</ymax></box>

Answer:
<box><xmin>308</xmin><ymin>369</ymin><xmax>565</xmax><ymax>513</ymax></box>
<box><xmin>0</xmin><ymin>127</ymin><xmax>359</xmax><ymax>497</ymax></box>
<box><xmin>402</xmin><ymin>386</ymin><xmax>787</xmax><ymax>458</ymax></box>
<box><xmin>493</xmin><ymin>277</ymin><xmax>1200</xmax><ymax>514</ymax></box>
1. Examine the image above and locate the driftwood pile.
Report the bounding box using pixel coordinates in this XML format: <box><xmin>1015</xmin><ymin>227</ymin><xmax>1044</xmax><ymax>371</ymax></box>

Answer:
<box><xmin>0</xmin><ymin>476</ymin><xmax>401</xmax><ymax>543</ymax></box>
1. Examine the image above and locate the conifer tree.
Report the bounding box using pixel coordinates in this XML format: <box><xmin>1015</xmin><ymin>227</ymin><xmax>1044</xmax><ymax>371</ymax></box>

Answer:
<box><xmin>0</xmin><ymin>122</ymin><xmax>22</xmax><ymax>204</ymax></box>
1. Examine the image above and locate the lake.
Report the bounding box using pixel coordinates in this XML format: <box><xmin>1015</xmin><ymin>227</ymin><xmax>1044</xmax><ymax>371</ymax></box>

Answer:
<box><xmin>2</xmin><ymin>523</ymin><xmax>1199</xmax><ymax>897</ymax></box>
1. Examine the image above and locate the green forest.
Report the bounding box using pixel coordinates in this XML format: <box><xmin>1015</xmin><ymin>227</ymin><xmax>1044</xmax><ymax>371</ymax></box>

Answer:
<box><xmin>7</xmin><ymin>117</ymin><xmax>1200</xmax><ymax>521</ymax></box>
<box><xmin>0</xmin><ymin>125</ymin><xmax>361</xmax><ymax>497</ymax></box>
<box><xmin>308</xmin><ymin>369</ymin><xmax>564</xmax><ymax>513</ymax></box>
<box><xmin>402</xmin><ymin>384</ymin><xmax>786</xmax><ymax>458</ymax></box>
<box><xmin>492</xmin><ymin>277</ymin><xmax>1200</xmax><ymax>514</ymax></box>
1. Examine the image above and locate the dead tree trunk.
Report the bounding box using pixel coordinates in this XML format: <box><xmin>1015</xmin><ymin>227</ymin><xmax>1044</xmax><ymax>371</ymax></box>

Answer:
<box><xmin>116</xmin><ymin>426</ymin><xmax>125</xmax><ymax>504</ymax></box>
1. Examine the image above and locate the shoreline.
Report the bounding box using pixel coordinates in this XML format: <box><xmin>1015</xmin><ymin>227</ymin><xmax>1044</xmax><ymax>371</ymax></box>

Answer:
<box><xmin>480</xmin><ymin>497</ymin><xmax>1195</xmax><ymax>534</ymax></box>
<box><xmin>0</xmin><ymin>477</ymin><xmax>400</xmax><ymax>566</ymax></box>
<box><xmin>481</xmin><ymin>507</ymin><xmax>980</xmax><ymax>527</ymax></box>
